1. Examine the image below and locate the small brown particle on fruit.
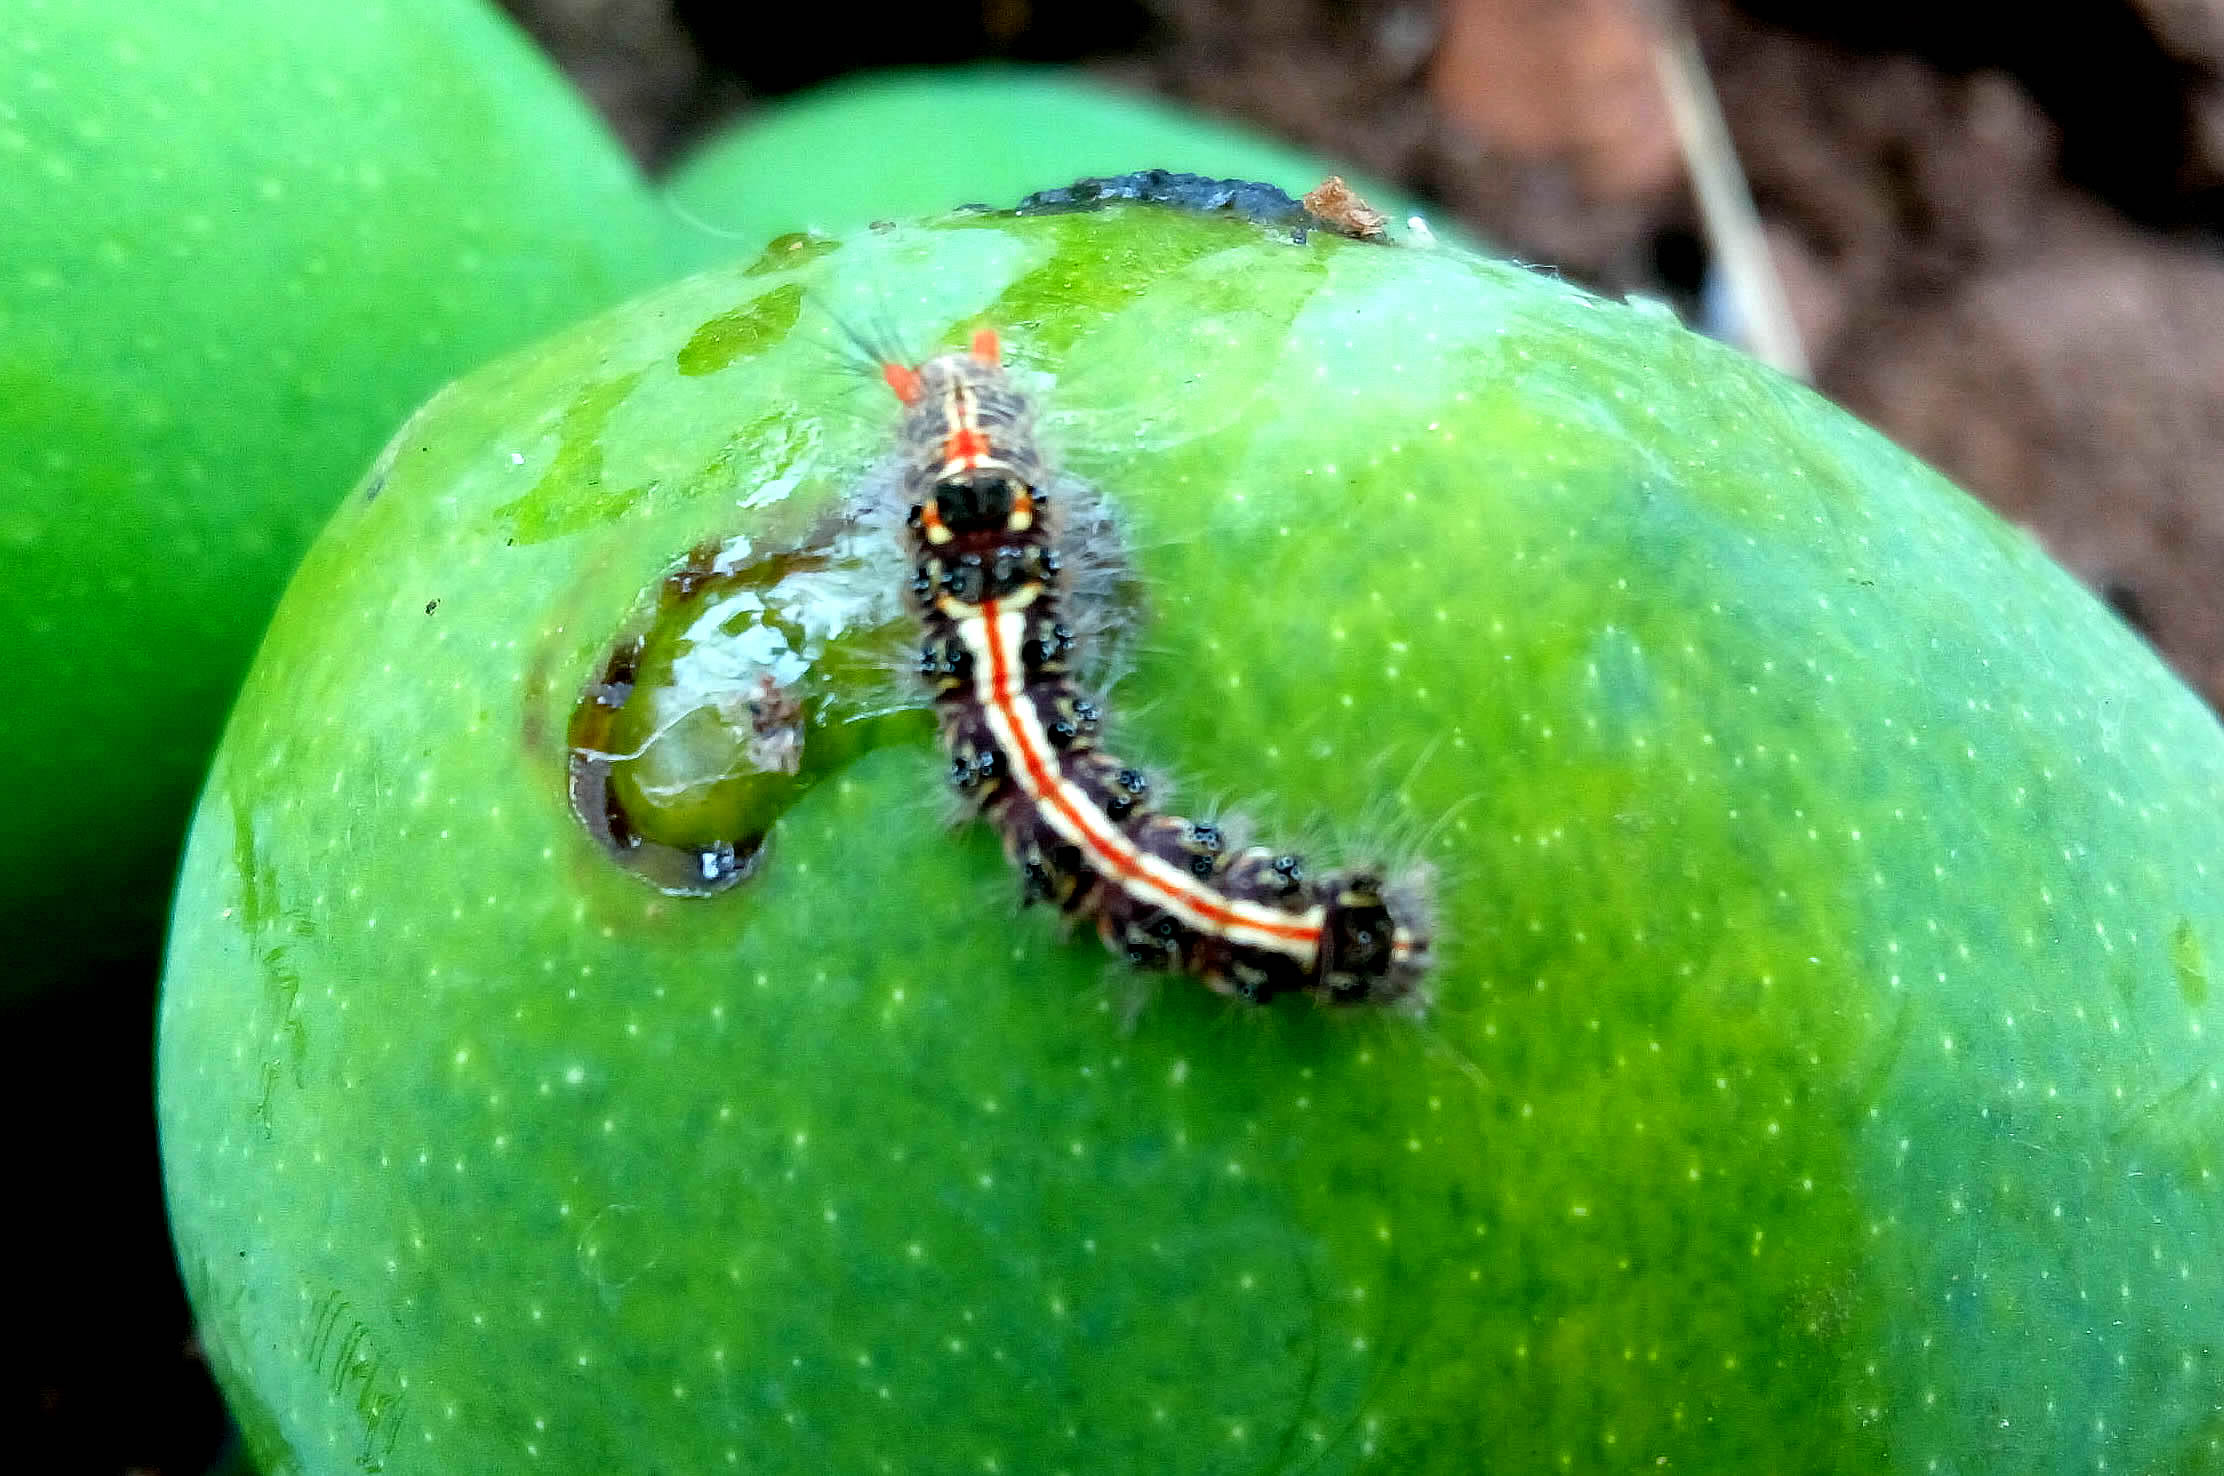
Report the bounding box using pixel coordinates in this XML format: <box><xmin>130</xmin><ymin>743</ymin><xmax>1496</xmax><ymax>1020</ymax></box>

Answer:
<box><xmin>1304</xmin><ymin>176</ymin><xmax>1392</xmax><ymax>241</ymax></box>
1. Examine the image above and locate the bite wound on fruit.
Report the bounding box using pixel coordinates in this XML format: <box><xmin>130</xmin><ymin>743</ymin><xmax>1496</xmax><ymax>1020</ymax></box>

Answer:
<box><xmin>565</xmin><ymin>525</ymin><xmax>927</xmax><ymax>896</ymax></box>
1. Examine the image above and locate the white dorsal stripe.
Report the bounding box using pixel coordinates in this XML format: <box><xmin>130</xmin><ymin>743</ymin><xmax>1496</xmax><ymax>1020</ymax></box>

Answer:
<box><xmin>956</xmin><ymin>610</ymin><xmax>1326</xmax><ymax>964</ymax></box>
<box><xmin>940</xmin><ymin>376</ymin><xmax>985</xmax><ymax>477</ymax></box>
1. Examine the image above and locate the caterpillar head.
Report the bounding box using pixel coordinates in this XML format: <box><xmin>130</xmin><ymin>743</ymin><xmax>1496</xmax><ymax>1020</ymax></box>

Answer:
<box><xmin>885</xmin><ymin>327</ymin><xmax>1044</xmax><ymax>547</ymax></box>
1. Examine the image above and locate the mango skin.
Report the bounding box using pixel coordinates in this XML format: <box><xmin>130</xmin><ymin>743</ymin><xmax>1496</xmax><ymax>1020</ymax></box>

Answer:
<box><xmin>0</xmin><ymin>0</ymin><xmax>678</xmax><ymax>994</ymax></box>
<box><xmin>159</xmin><ymin>208</ymin><xmax>2224</xmax><ymax>1473</ymax></box>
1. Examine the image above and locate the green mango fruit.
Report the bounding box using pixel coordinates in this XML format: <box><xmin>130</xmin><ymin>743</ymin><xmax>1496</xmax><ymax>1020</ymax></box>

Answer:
<box><xmin>159</xmin><ymin>205</ymin><xmax>2224</xmax><ymax>1472</ymax></box>
<box><xmin>663</xmin><ymin>65</ymin><xmax>1445</xmax><ymax>267</ymax></box>
<box><xmin>0</xmin><ymin>0</ymin><xmax>680</xmax><ymax>995</ymax></box>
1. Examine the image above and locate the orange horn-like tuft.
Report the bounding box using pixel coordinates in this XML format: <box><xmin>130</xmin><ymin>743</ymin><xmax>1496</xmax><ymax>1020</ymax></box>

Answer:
<box><xmin>881</xmin><ymin>361</ymin><xmax>924</xmax><ymax>404</ymax></box>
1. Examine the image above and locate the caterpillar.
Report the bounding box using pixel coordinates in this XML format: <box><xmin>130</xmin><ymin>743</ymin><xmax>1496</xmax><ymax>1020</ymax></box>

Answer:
<box><xmin>882</xmin><ymin>326</ymin><xmax>1431</xmax><ymax>1007</ymax></box>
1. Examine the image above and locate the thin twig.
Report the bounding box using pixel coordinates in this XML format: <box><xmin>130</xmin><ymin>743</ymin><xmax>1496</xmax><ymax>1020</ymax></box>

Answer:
<box><xmin>1645</xmin><ymin>2</ymin><xmax>1811</xmax><ymax>379</ymax></box>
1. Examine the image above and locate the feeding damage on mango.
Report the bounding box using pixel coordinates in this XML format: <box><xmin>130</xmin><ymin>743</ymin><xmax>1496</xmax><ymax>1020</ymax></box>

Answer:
<box><xmin>564</xmin><ymin>519</ymin><xmax>927</xmax><ymax>896</ymax></box>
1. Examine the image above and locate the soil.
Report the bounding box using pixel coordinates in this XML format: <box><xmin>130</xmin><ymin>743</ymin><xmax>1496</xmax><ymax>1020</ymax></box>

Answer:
<box><xmin>48</xmin><ymin>3</ymin><xmax>2223</xmax><ymax>1471</ymax></box>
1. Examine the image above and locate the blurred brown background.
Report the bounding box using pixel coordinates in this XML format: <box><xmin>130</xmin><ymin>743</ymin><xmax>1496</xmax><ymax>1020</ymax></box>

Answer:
<box><xmin>511</xmin><ymin>0</ymin><xmax>2224</xmax><ymax>716</ymax></box>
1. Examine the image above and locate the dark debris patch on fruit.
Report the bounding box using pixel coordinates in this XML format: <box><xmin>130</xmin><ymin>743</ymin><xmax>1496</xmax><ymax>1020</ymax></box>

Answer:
<box><xmin>1008</xmin><ymin>168</ymin><xmax>1395</xmax><ymax>243</ymax></box>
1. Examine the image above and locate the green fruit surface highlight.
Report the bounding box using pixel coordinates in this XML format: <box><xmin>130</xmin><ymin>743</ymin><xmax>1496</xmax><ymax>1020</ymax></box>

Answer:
<box><xmin>159</xmin><ymin>208</ymin><xmax>2224</xmax><ymax>1473</ymax></box>
<box><xmin>0</xmin><ymin>0</ymin><xmax>679</xmax><ymax>993</ymax></box>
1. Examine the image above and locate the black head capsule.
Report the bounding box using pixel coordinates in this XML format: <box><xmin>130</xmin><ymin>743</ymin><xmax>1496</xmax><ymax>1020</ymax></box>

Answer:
<box><xmin>931</xmin><ymin>471</ymin><xmax>1020</xmax><ymax>534</ymax></box>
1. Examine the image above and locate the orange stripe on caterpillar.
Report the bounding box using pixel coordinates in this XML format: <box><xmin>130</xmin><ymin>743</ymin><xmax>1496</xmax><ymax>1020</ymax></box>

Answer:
<box><xmin>944</xmin><ymin>426</ymin><xmax>992</xmax><ymax>466</ymax></box>
<box><xmin>971</xmin><ymin>600</ymin><xmax>1327</xmax><ymax>956</ymax></box>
